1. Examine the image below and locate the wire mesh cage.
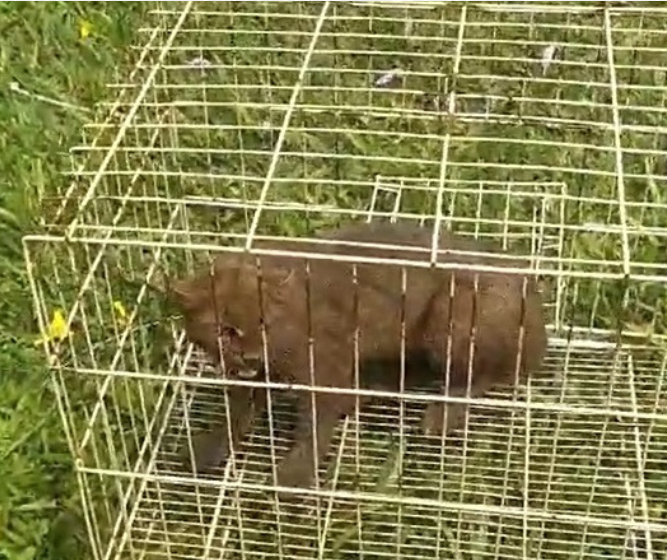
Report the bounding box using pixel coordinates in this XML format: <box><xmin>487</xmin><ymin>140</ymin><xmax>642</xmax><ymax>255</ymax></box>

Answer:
<box><xmin>23</xmin><ymin>1</ymin><xmax>667</xmax><ymax>559</ymax></box>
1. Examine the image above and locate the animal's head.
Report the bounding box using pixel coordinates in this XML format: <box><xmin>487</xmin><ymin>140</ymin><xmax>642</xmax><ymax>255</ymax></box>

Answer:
<box><xmin>163</xmin><ymin>252</ymin><xmax>292</xmax><ymax>379</ymax></box>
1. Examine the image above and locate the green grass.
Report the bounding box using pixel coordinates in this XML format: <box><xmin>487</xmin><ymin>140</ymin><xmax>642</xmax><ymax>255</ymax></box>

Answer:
<box><xmin>4</xmin><ymin>2</ymin><xmax>667</xmax><ymax>560</ymax></box>
<box><xmin>0</xmin><ymin>3</ymin><xmax>148</xmax><ymax>559</ymax></box>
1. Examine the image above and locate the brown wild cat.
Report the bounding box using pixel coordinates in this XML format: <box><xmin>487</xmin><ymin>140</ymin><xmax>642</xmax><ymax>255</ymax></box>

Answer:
<box><xmin>167</xmin><ymin>221</ymin><xmax>548</xmax><ymax>489</ymax></box>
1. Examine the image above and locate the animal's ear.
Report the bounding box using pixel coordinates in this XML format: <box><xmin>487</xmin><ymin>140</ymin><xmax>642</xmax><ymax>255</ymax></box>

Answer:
<box><xmin>212</xmin><ymin>252</ymin><xmax>248</xmax><ymax>275</ymax></box>
<box><xmin>145</xmin><ymin>270</ymin><xmax>199</xmax><ymax>311</ymax></box>
<box><xmin>165</xmin><ymin>254</ymin><xmax>243</xmax><ymax>311</ymax></box>
<box><xmin>165</xmin><ymin>279</ymin><xmax>200</xmax><ymax>311</ymax></box>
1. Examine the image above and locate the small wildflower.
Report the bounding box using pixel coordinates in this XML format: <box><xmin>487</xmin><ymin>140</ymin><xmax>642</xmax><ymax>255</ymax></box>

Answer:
<box><xmin>35</xmin><ymin>309</ymin><xmax>70</xmax><ymax>346</ymax></box>
<box><xmin>374</xmin><ymin>67</ymin><xmax>403</xmax><ymax>88</ymax></box>
<box><xmin>540</xmin><ymin>44</ymin><xmax>559</xmax><ymax>76</ymax></box>
<box><xmin>188</xmin><ymin>56</ymin><xmax>212</xmax><ymax>69</ymax></box>
<box><xmin>113</xmin><ymin>300</ymin><xmax>129</xmax><ymax>326</ymax></box>
<box><xmin>79</xmin><ymin>19</ymin><xmax>93</xmax><ymax>40</ymax></box>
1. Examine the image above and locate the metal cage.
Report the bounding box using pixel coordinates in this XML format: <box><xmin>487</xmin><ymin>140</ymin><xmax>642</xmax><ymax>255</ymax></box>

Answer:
<box><xmin>23</xmin><ymin>2</ymin><xmax>667</xmax><ymax>559</ymax></box>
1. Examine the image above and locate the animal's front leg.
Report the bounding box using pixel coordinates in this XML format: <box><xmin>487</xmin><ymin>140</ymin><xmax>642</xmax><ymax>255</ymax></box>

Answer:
<box><xmin>274</xmin><ymin>392</ymin><xmax>353</xmax><ymax>489</ymax></box>
<box><xmin>183</xmin><ymin>386</ymin><xmax>266</xmax><ymax>473</ymax></box>
<box><xmin>421</xmin><ymin>382</ymin><xmax>488</xmax><ymax>436</ymax></box>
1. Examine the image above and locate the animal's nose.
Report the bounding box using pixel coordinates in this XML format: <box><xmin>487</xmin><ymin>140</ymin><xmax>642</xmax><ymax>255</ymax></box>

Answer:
<box><xmin>237</xmin><ymin>354</ymin><xmax>264</xmax><ymax>379</ymax></box>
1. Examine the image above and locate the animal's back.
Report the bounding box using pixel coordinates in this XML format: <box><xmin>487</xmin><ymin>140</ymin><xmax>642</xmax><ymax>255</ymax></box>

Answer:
<box><xmin>195</xmin><ymin>220</ymin><xmax>547</xmax><ymax>392</ymax></box>
<box><xmin>300</xmin><ymin>221</ymin><xmax>547</xmax><ymax>390</ymax></box>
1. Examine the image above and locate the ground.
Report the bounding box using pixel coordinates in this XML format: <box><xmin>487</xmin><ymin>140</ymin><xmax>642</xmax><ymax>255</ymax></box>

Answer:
<box><xmin>0</xmin><ymin>3</ymin><xmax>146</xmax><ymax>559</ymax></box>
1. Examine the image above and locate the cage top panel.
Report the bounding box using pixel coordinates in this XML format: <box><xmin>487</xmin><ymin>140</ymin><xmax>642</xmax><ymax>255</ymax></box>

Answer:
<box><xmin>42</xmin><ymin>0</ymin><xmax>667</xmax><ymax>282</ymax></box>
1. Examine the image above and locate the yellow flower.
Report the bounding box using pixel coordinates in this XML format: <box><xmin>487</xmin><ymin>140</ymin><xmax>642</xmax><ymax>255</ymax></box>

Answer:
<box><xmin>35</xmin><ymin>309</ymin><xmax>70</xmax><ymax>346</ymax></box>
<box><xmin>79</xmin><ymin>19</ymin><xmax>92</xmax><ymax>40</ymax></box>
<box><xmin>113</xmin><ymin>300</ymin><xmax>129</xmax><ymax>326</ymax></box>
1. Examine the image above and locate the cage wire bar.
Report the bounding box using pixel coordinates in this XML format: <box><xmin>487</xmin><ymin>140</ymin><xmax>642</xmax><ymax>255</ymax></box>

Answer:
<box><xmin>22</xmin><ymin>1</ymin><xmax>667</xmax><ymax>560</ymax></box>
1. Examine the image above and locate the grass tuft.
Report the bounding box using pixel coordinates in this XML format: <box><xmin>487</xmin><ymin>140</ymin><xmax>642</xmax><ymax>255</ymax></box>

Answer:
<box><xmin>0</xmin><ymin>3</ymin><xmax>148</xmax><ymax>559</ymax></box>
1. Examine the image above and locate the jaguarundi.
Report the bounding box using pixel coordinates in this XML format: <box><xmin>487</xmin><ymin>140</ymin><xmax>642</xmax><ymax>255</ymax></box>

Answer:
<box><xmin>166</xmin><ymin>220</ymin><xmax>548</xmax><ymax>489</ymax></box>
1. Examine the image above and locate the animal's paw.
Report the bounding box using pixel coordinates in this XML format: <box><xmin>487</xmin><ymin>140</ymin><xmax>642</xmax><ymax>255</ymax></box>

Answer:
<box><xmin>421</xmin><ymin>402</ymin><xmax>468</xmax><ymax>437</ymax></box>
<box><xmin>181</xmin><ymin>427</ymin><xmax>229</xmax><ymax>474</ymax></box>
<box><xmin>273</xmin><ymin>453</ymin><xmax>316</xmax><ymax>490</ymax></box>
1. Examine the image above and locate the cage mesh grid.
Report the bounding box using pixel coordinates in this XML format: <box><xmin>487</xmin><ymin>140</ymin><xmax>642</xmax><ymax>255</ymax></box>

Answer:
<box><xmin>23</xmin><ymin>1</ymin><xmax>667</xmax><ymax>559</ymax></box>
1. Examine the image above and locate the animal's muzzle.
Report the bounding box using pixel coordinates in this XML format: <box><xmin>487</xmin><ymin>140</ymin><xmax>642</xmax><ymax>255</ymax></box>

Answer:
<box><xmin>236</xmin><ymin>354</ymin><xmax>263</xmax><ymax>379</ymax></box>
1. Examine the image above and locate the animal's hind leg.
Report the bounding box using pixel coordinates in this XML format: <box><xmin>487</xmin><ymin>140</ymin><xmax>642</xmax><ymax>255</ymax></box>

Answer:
<box><xmin>420</xmin><ymin>383</ymin><xmax>489</xmax><ymax>436</ymax></box>
<box><xmin>418</xmin><ymin>334</ymin><xmax>496</xmax><ymax>437</ymax></box>
<box><xmin>417</xmin><ymin>302</ymin><xmax>499</xmax><ymax>437</ymax></box>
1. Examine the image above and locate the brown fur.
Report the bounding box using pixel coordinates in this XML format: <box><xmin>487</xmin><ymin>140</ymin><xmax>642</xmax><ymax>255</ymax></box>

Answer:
<box><xmin>168</xmin><ymin>221</ymin><xmax>548</xmax><ymax>488</ymax></box>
